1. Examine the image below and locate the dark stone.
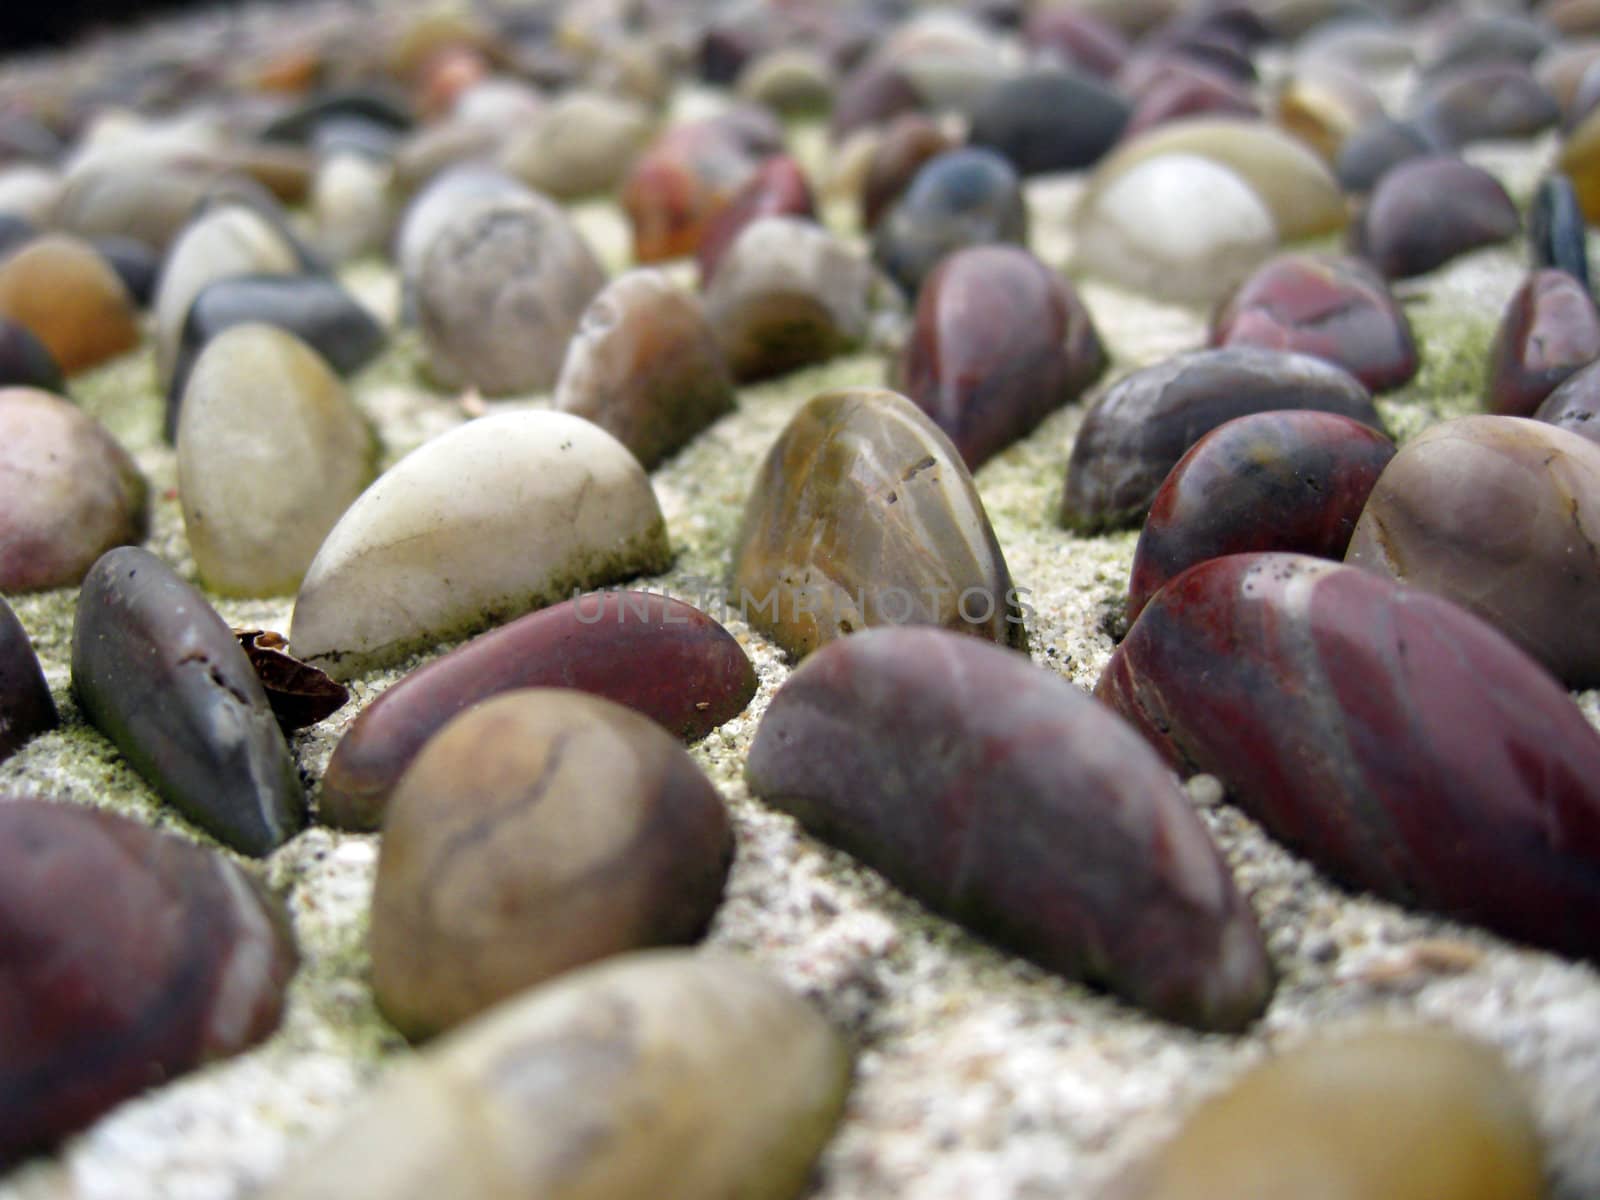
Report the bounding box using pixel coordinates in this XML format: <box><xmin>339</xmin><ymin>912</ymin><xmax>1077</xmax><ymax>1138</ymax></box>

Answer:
<box><xmin>319</xmin><ymin>592</ymin><xmax>757</xmax><ymax>831</ymax></box>
<box><xmin>165</xmin><ymin>274</ymin><xmax>386</xmax><ymax>441</ymax></box>
<box><xmin>88</xmin><ymin>235</ymin><xmax>159</xmax><ymax>307</ymax></box>
<box><xmin>0</xmin><ymin>317</ymin><xmax>64</xmax><ymax>393</ymax></box>
<box><xmin>1351</xmin><ymin>155</ymin><xmax>1520</xmax><ymax>279</ymax></box>
<box><xmin>70</xmin><ymin>547</ymin><xmax>305</xmax><ymax>856</ymax></box>
<box><xmin>1127</xmin><ymin>411</ymin><xmax>1396</xmax><ymax>621</ymax></box>
<box><xmin>1061</xmin><ymin>348</ymin><xmax>1383</xmax><ymax>534</ymax></box>
<box><xmin>1535</xmin><ymin>356</ymin><xmax>1600</xmax><ymax>444</ymax></box>
<box><xmin>859</xmin><ymin>113</ymin><xmax>956</xmax><ymax>231</ymax></box>
<box><xmin>260</xmin><ymin>88</ymin><xmax>413</xmax><ymax>145</ymax></box>
<box><xmin>1097</xmin><ymin>553</ymin><xmax>1600</xmax><ymax>960</ymax></box>
<box><xmin>1530</xmin><ymin>173</ymin><xmax>1591</xmax><ymax>292</ymax></box>
<box><xmin>965</xmin><ymin>68</ymin><xmax>1130</xmax><ymax>176</ymax></box>
<box><xmin>1485</xmin><ymin>269</ymin><xmax>1600</xmax><ymax>417</ymax></box>
<box><xmin>0</xmin><ymin>798</ymin><xmax>296</xmax><ymax>1163</ymax></box>
<box><xmin>0</xmin><ymin>598</ymin><xmax>56</xmax><ymax>763</ymax></box>
<box><xmin>1210</xmin><ymin>253</ymin><xmax>1419</xmax><ymax>392</ymax></box>
<box><xmin>746</xmin><ymin>626</ymin><xmax>1273</xmax><ymax>1031</ymax></box>
<box><xmin>1411</xmin><ymin>62</ymin><xmax>1559</xmax><ymax>148</ymax></box>
<box><xmin>872</xmin><ymin>148</ymin><xmax>1027</xmax><ymax>298</ymax></box>
<box><xmin>235</xmin><ymin>630</ymin><xmax>349</xmax><ymax>733</ymax></box>
<box><xmin>696</xmin><ymin>155</ymin><xmax>816</xmax><ymax>285</ymax></box>
<box><xmin>1335</xmin><ymin>115</ymin><xmax>1437</xmax><ymax>193</ymax></box>
<box><xmin>893</xmin><ymin>244</ymin><xmax>1105</xmax><ymax>469</ymax></box>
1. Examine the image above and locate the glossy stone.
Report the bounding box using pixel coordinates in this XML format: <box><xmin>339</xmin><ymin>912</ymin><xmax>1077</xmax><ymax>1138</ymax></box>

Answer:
<box><xmin>290</xmin><ymin>411</ymin><xmax>669</xmax><ymax>680</ymax></box>
<box><xmin>258</xmin><ymin>951</ymin><xmax>850</xmax><ymax>1200</ymax></box>
<box><xmin>321</xmin><ymin>591</ymin><xmax>756</xmax><ymax>830</ymax></box>
<box><xmin>498</xmin><ymin>91</ymin><xmax>654</xmax><ymax>201</ymax></box>
<box><xmin>1115</xmin><ymin>1028</ymin><xmax>1543</xmax><ymax>1200</ymax></box>
<box><xmin>0</xmin><ymin>316</ymin><xmax>63</xmax><ymax>393</ymax></box>
<box><xmin>872</xmin><ymin>148</ymin><xmax>1027</xmax><ymax>298</ymax></box>
<box><xmin>1484</xmin><ymin>270</ymin><xmax>1600</xmax><ymax>418</ymax></box>
<box><xmin>1412</xmin><ymin>62</ymin><xmax>1559</xmax><ymax>148</ymax></box>
<box><xmin>1334</xmin><ymin>115</ymin><xmax>1436</xmax><ymax>193</ymax></box>
<box><xmin>1531</xmin><ymin>173</ymin><xmax>1592</xmax><ymax>291</ymax></box>
<box><xmin>235</xmin><ymin>630</ymin><xmax>349</xmax><ymax>733</ymax></box>
<box><xmin>966</xmin><ymin>68</ymin><xmax>1129</xmax><ymax>176</ymax></box>
<box><xmin>0</xmin><ymin>388</ymin><xmax>147</xmax><ymax>591</ymax></box>
<box><xmin>0</xmin><ymin>599</ymin><xmax>56</xmax><ymax>763</ymax></box>
<box><xmin>0</xmin><ymin>235</ymin><xmax>139</xmax><ymax>374</ymax></box>
<box><xmin>858</xmin><ymin>113</ymin><xmax>956</xmax><ymax>231</ymax></box>
<box><xmin>695</xmin><ymin>155</ymin><xmax>815</xmax><ymax>285</ymax></box>
<box><xmin>893</xmin><ymin>245</ymin><xmax>1105</xmax><ymax>469</ymax></box>
<box><xmin>1073</xmin><ymin>153</ymin><xmax>1276</xmax><ymax>304</ymax></box>
<box><xmin>153</xmin><ymin>205</ymin><xmax>301</xmax><ymax>391</ymax></box>
<box><xmin>72</xmin><ymin>548</ymin><xmax>305</xmax><ymax>855</ymax></box>
<box><xmin>747</xmin><ymin>627</ymin><xmax>1271</xmax><ymax>1030</ymax></box>
<box><xmin>1534</xmin><ymin>356</ymin><xmax>1600</xmax><ymax>443</ymax></box>
<box><xmin>371</xmin><ymin>691</ymin><xmax>733</xmax><ymax>1039</ymax></box>
<box><xmin>0</xmin><ymin>799</ymin><xmax>296</xmax><ymax>1162</ymax></box>
<box><xmin>417</xmin><ymin>194</ymin><xmax>606</xmax><ymax>395</ymax></box>
<box><xmin>1346</xmin><ymin>415</ymin><xmax>1600</xmax><ymax>687</ymax></box>
<box><xmin>1353</xmin><ymin>156</ymin><xmax>1520</xmax><ymax>279</ymax></box>
<box><xmin>704</xmin><ymin>217</ymin><xmax>875</xmax><ymax>382</ymax></box>
<box><xmin>730</xmin><ymin>387</ymin><xmax>1024</xmax><ymax>659</ymax></box>
<box><xmin>554</xmin><ymin>270</ymin><xmax>734</xmax><ymax>469</ymax></box>
<box><xmin>1061</xmin><ymin>348</ymin><xmax>1382</xmax><ymax>533</ymax></box>
<box><xmin>1127</xmin><ymin>411</ymin><xmax>1396</xmax><ymax>621</ymax></box>
<box><xmin>177</xmin><ymin>325</ymin><xmax>376</xmax><ymax>597</ymax></box>
<box><xmin>1210</xmin><ymin>254</ymin><xmax>1419</xmax><ymax>392</ymax></box>
<box><xmin>166</xmin><ymin>274</ymin><xmax>386</xmax><ymax>439</ymax></box>
<box><xmin>1098</xmin><ymin>553</ymin><xmax>1600</xmax><ymax>958</ymax></box>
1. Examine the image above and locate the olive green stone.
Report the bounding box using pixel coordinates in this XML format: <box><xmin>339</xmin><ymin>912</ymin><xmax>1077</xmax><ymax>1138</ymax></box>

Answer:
<box><xmin>1111</xmin><ymin>1027</ymin><xmax>1543</xmax><ymax>1200</ymax></box>
<box><xmin>259</xmin><ymin>950</ymin><xmax>853</xmax><ymax>1200</ymax></box>
<box><xmin>730</xmin><ymin>387</ymin><xmax>1027</xmax><ymax>660</ymax></box>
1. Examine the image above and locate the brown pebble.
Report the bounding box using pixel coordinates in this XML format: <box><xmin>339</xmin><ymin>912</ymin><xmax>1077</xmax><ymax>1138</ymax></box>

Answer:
<box><xmin>0</xmin><ymin>234</ymin><xmax>139</xmax><ymax>373</ymax></box>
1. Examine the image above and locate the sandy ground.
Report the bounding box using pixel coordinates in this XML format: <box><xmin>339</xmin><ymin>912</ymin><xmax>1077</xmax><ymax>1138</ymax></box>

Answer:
<box><xmin>0</xmin><ymin>27</ymin><xmax>1596</xmax><ymax>1200</ymax></box>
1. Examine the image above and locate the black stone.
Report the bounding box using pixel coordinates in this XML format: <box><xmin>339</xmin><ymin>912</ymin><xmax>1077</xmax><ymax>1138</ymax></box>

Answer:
<box><xmin>965</xmin><ymin>68</ymin><xmax>1130</xmax><ymax>176</ymax></box>
<box><xmin>1531</xmin><ymin>173</ymin><xmax>1592</xmax><ymax>293</ymax></box>
<box><xmin>0</xmin><ymin>597</ymin><xmax>57</xmax><ymax>763</ymax></box>
<box><xmin>0</xmin><ymin>317</ymin><xmax>64</xmax><ymax>393</ymax></box>
<box><xmin>89</xmin><ymin>235</ymin><xmax>160</xmax><ymax>307</ymax></box>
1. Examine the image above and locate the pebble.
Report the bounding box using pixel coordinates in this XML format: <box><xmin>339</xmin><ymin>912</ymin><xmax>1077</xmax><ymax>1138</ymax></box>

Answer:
<box><xmin>1098</xmin><ymin>553</ymin><xmax>1600</xmax><ymax>958</ymax></box>
<box><xmin>0</xmin><ymin>234</ymin><xmax>140</xmax><ymax>374</ymax></box>
<box><xmin>0</xmin><ymin>798</ymin><xmax>297</xmax><ymax>1162</ymax></box>
<box><xmin>1353</xmin><ymin>155</ymin><xmax>1520</xmax><ymax>279</ymax></box>
<box><xmin>0</xmin><ymin>387</ymin><xmax>147</xmax><ymax>591</ymax></box>
<box><xmin>393</xmin><ymin>164</ymin><xmax>529</xmax><ymax>305</ymax></box>
<box><xmin>71</xmin><ymin>546</ymin><xmax>306</xmax><ymax>855</ymax></box>
<box><xmin>1411</xmin><ymin>62</ymin><xmax>1559</xmax><ymax>148</ymax></box>
<box><xmin>1061</xmin><ymin>348</ymin><xmax>1383</xmax><ymax>533</ymax></box>
<box><xmin>965</xmin><ymin>68</ymin><xmax>1130</xmax><ymax>175</ymax></box>
<box><xmin>261</xmin><ymin>87</ymin><xmax>413</xmax><ymax>145</ymax></box>
<box><xmin>830</xmin><ymin>58</ymin><xmax>922</xmax><ymax>144</ymax></box>
<box><xmin>289</xmin><ymin>410</ymin><xmax>670</xmax><ymax>680</ymax></box>
<box><xmin>1272</xmin><ymin>62</ymin><xmax>1382</xmax><ymax>162</ymax></box>
<box><xmin>166</xmin><ymin>273</ymin><xmax>386</xmax><ymax>438</ymax></box>
<box><xmin>1210</xmin><ymin>253</ymin><xmax>1419</xmax><ymax>392</ymax></box>
<box><xmin>1484</xmin><ymin>270</ymin><xmax>1600</xmax><ymax>418</ymax></box>
<box><xmin>0</xmin><ymin>598</ymin><xmax>56</xmax><ymax>763</ymax></box>
<box><xmin>1427</xmin><ymin>12</ymin><xmax>1553</xmax><ymax>74</ymax></box>
<box><xmin>1530</xmin><ymin>173</ymin><xmax>1591</xmax><ymax>291</ymax></box>
<box><xmin>1334</xmin><ymin>115</ymin><xmax>1436</xmax><ymax>193</ymax></box>
<box><xmin>747</xmin><ymin>626</ymin><xmax>1272</xmax><ymax>1031</ymax></box>
<box><xmin>54</xmin><ymin>163</ymin><xmax>274</xmax><ymax>254</ymax></box>
<box><xmin>554</xmin><ymin>270</ymin><xmax>735</xmax><ymax>469</ymax></box>
<box><xmin>258</xmin><ymin>950</ymin><xmax>851</xmax><ymax>1200</ymax></box>
<box><xmin>731</xmin><ymin>387</ymin><xmax>1025</xmax><ymax>659</ymax></box>
<box><xmin>0</xmin><ymin>165</ymin><xmax>61</xmax><ymax>227</ymax></box>
<box><xmin>1024</xmin><ymin>6</ymin><xmax>1130</xmax><ymax>79</ymax></box>
<box><xmin>892</xmin><ymin>244</ymin><xmax>1105</xmax><ymax>469</ymax></box>
<box><xmin>737</xmin><ymin>47</ymin><xmax>836</xmax><ymax>116</ymax></box>
<box><xmin>704</xmin><ymin>216</ymin><xmax>875</xmax><ymax>382</ymax></box>
<box><xmin>370</xmin><ymin>690</ymin><xmax>734</xmax><ymax>1039</ymax></box>
<box><xmin>1346</xmin><ymin>415</ymin><xmax>1600</xmax><ymax>688</ymax></box>
<box><xmin>1119</xmin><ymin>60</ymin><xmax>1260</xmax><ymax>141</ymax></box>
<box><xmin>696</xmin><ymin>155</ymin><xmax>815</xmax><ymax>285</ymax></box>
<box><xmin>1534</xmin><ymin>356</ymin><xmax>1600</xmax><ymax>443</ymax></box>
<box><xmin>312</xmin><ymin>150</ymin><xmax>394</xmax><ymax>263</ymax></box>
<box><xmin>858</xmin><ymin>113</ymin><xmax>956</xmax><ymax>232</ymax></box>
<box><xmin>153</xmin><ymin>204</ymin><xmax>302</xmax><ymax>390</ymax></box>
<box><xmin>1555</xmin><ymin>103</ymin><xmax>1600</xmax><ymax>224</ymax></box>
<box><xmin>416</xmin><ymin>193</ymin><xmax>606</xmax><ymax>395</ymax></box>
<box><xmin>321</xmin><ymin>591</ymin><xmax>756</xmax><ymax>830</ymax></box>
<box><xmin>177</xmin><ymin>324</ymin><xmax>376</xmax><ymax>596</ymax></box>
<box><xmin>1127</xmin><ymin>410</ymin><xmax>1396</xmax><ymax>621</ymax></box>
<box><xmin>1113</xmin><ymin>1027</ymin><xmax>1543</xmax><ymax>1200</ymax></box>
<box><xmin>0</xmin><ymin>315</ymin><xmax>64</xmax><ymax>393</ymax></box>
<box><xmin>872</xmin><ymin>147</ymin><xmax>1027</xmax><ymax>298</ymax></box>
<box><xmin>498</xmin><ymin>90</ymin><xmax>654</xmax><ymax>200</ymax></box>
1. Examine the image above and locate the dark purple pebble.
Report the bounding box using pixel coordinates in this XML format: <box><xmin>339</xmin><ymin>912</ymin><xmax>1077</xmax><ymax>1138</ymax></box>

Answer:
<box><xmin>1535</xmin><ymin>356</ymin><xmax>1600</xmax><ymax>443</ymax></box>
<box><xmin>1485</xmin><ymin>269</ymin><xmax>1600</xmax><ymax>417</ymax></box>
<box><xmin>1351</xmin><ymin>155</ymin><xmax>1520</xmax><ymax>279</ymax></box>
<box><xmin>0</xmin><ymin>598</ymin><xmax>57</xmax><ymax>763</ymax></box>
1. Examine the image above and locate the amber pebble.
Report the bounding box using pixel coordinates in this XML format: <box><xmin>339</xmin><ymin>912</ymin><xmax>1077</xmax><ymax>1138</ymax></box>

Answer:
<box><xmin>1112</xmin><ymin>1028</ymin><xmax>1543</xmax><ymax>1200</ymax></box>
<box><xmin>1098</xmin><ymin>553</ymin><xmax>1600</xmax><ymax>957</ymax></box>
<box><xmin>370</xmin><ymin>691</ymin><xmax>733</xmax><ymax>1039</ymax></box>
<box><xmin>746</xmin><ymin>627</ymin><xmax>1272</xmax><ymax>1031</ymax></box>
<box><xmin>1351</xmin><ymin>155</ymin><xmax>1519</xmax><ymax>279</ymax></box>
<box><xmin>1127</xmin><ymin>410</ymin><xmax>1396</xmax><ymax>621</ymax></box>
<box><xmin>893</xmin><ymin>245</ymin><xmax>1105</xmax><ymax>470</ymax></box>
<box><xmin>1210</xmin><ymin>253</ymin><xmax>1419</xmax><ymax>392</ymax></box>
<box><xmin>1484</xmin><ymin>270</ymin><xmax>1600</xmax><ymax>417</ymax></box>
<box><xmin>872</xmin><ymin>148</ymin><xmax>1028</xmax><ymax>298</ymax></box>
<box><xmin>555</xmin><ymin>270</ymin><xmax>735</xmax><ymax>469</ymax></box>
<box><xmin>730</xmin><ymin>387</ymin><xmax>1026</xmax><ymax>659</ymax></box>
<box><xmin>320</xmin><ymin>591</ymin><xmax>755</xmax><ymax>831</ymax></box>
<box><xmin>1061</xmin><ymin>348</ymin><xmax>1383</xmax><ymax>534</ymax></box>
<box><xmin>1534</xmin><ymin>356</ymin><xmax>1600</xmax><ymax>443</ymax></box>
<box><xmin>0</xmin><ymin>234</ymin><xmax>139</xmax><ymax>374</ymax></box>
<box><xmin>0</xmin><ymin>598</ymin><xmax>56</xmax><ymax>763</ymax></box>
<box><xmin>696</xmin><ymin>155</ymin><xmax>816</xmax><ymax>285</ymax></box>
<box><xmin>1347</xmin><ymin>415</ymin><xmax>1600</xmax><ymax>687</ymax></box>
<box><xmin>0</xmin><ymin>388</ymin><xmax>147</xmax><ymax>592</ymax></box>
<box><xmin>0</xmin><ymin>798</ymin><xmax>296</xmax><ymax>1161</ymax></box>
<box><xmin>858</xmin><ymin>113</ymin><xmax>955</xmax><ymax>231</ymax></box>
<box><xmin>0</xmin><ymin>315</ymin><xmax>63</xmax><ymax>393</ymax></box>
